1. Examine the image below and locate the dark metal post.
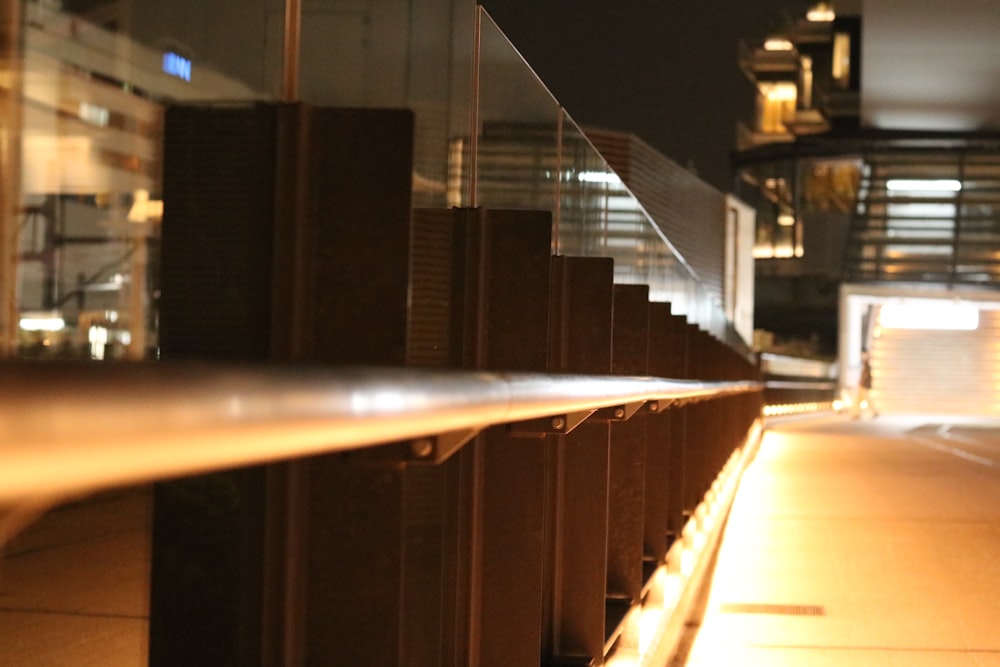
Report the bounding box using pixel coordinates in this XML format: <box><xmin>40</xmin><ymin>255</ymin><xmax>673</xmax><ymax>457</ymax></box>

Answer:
<box><xmin>468</xmin><ymin>209</ymin><xmax>554</xmax><ymax>666</ymax></box>
<box><xmin>665</xmin><ymin>312</ymin><xmax>690</xmax><ymax>543</ymax></box>
<box><xmin>643</xmin><ymin>303</ymin><xmax>674</xmax><ymax>563</ymax></box>
<box><xmin>545</xmin><ymin>256</ymin><xmax>615</xmax><ymax>662</ymax></box>
<box><xmin>606</xmin><ymin>284</ymin><xmax>650</xmax><ymax>627</ymax></box>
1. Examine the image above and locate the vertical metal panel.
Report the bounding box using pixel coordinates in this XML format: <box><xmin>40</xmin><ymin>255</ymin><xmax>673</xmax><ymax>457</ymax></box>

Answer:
<box><xmin>606</xmin><ymin>285</ymin><xmax>649</xmax><ymax>609</ymax></box>
<box><xmin>643</xmin><ymin>303</ymin><xmax>674</xmax><ymax>563</ymax></box>
<box><xmin>547</xmin><ymin>256</ymin><xmax>614</xmax><ymax>662</ymax></box>
<box><xmin>293</xmin><ymin>107</ymin><xmax>419</xmax><ymax>667</ymax></box>
<box><xmin>473</xmin><ymin>209</ymin><xmax>553</xmax><ymax>667</ymax></box>
<box><xmin>154</xmin><ymin>104</ymin><xmax>421</xmax><ymax>666</ymax></box>
<box><xmin>666</xmin><ymin>313</ymin><xmax>690</xmax><ymax>543</ymax></box>
<box><xmin>304</xmin><ymin>456</ymin><xmax>406</xmax><ymax>665</ymax></box>
<box><xmin>683</xmin><ymin>325</ymin><xmax>708</xmax><ymax>515</ymax></box>
<box><xmin>153</xmin><ymin>103</ymin><xmax>284</xmax><ymax>667</ymax></box>
<box><xmin>410</xmin><ymin>209</ymin><xmax>458</xmax><ymax>368</ymax></box>
<box><xmin>302</xmin><ymin>107</ymin><xmax>415</xmax><ymax>366</ymax></box>
<box><xmin>158</xmin><ymin>104</ymin><xmax>280</xmax><ymax>362</ymax></box>
<box><xmin>409</xmin><ymin>207</ymin><xmax>473</xmax><ymax>667</ymax></box>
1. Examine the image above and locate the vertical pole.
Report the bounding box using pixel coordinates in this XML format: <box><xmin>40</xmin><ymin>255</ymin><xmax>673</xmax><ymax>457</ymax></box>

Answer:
<box><xmin>468</xmin><ymin>6</ymin><xmax>481</xmax><ymax>208</ymax></box>
<box><xmin>553</xmin><ymin>109</ymin><xmax>563</xmax><ymax>254</ymax></box>
<box><xmin>0</xmin><ymin>0</ymin><xmax>22</xmax><ymax>356</ymax></box>
<box><xmin>282</xmin><ymin>0</ymin><xmax>301</xmax><ymax>102</ymax></box>
<box><xmin>125</xmin><ymin>235</ymin><xmax>147</xmax><ymax>359</ymax></box>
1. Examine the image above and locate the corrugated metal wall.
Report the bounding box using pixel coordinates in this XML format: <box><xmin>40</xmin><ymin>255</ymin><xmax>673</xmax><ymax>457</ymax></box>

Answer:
<box><xmin>870</xmin><ymin>310</ymin><xmax>1000</xmax><ymax>415</ymax></box>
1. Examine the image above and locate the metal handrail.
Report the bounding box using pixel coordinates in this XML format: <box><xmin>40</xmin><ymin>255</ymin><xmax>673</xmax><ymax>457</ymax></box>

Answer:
<box><xmin>0</xmin><ymin>362</ymin><xmax>760</xmax><ymax>504</ymax></box>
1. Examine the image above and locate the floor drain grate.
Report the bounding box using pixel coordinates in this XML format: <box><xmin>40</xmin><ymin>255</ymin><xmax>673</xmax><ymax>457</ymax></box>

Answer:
<box><xmin>719</xmin><ymin>602</ymin><xmax>825</xmax><ymax>616</ymax></box>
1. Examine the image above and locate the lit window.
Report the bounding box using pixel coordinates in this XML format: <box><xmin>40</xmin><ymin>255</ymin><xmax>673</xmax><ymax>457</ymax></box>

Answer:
<box><xmin>758</xmin><ymin>82</ymin><xmax>797</xmax><ymax>133</ymax></box>
<box><xmin>832</xmin><ymin>33</ymin><xmax>851</xmax><ymax>89</ymax></box>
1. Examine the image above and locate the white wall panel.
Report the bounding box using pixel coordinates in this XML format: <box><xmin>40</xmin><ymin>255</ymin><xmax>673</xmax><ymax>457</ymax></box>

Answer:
<box><xmin>871</xmin><ymin>310</ymin><xmax>1000</xmax><ymax>416</ymax></box>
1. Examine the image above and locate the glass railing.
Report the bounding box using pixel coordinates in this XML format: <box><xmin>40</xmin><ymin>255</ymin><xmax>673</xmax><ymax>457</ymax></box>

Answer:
<box><xmin>474</xmin><ymin>8</ymin><xmax>737</xmax><ymax>344</ymax></box>
<box><xmin>1</xmin><ymin>1</ymin><xmax>746</xmax><ymax>359</ymax></box>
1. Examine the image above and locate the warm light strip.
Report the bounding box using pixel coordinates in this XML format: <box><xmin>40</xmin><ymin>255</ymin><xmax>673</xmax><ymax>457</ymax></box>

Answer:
<box><xmin>763</xmin><ymin>402</ymin><xmax>833</xmax><ymax>417</ymax></box>
<box><xmin>0</xmin><ymin>364</ymin><xmax>762</xmax><ymax>504</ymax></box>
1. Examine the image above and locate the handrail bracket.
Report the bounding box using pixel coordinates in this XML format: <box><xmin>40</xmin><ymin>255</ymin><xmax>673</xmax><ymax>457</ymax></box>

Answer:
<box><xmin>508</xmin><ymin>409</ymin><xmax>596</xmax><ymax>437</ymax></box>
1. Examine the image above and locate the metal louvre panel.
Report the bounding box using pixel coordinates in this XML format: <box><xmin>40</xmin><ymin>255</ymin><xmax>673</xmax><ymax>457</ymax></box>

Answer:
<box><xmin>408</xmin><ymin>209</ymin><xmax>456</xmax><ymax>368</ymax></box>
<box><xmin>871</xmin><ymin>310</ymin><xmax>1000</xmax><ymax>415</ymax></box>
<box><xmin>159</xmin><ymin>104</ymin><xmax>279</xmax><ymax>361</ymax></box>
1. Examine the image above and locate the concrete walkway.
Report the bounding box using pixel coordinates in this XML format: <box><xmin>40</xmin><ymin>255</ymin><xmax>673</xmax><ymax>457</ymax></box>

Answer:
<box><xmin>679</xmin><ymin>415</ymin><xmax>1000</xmax><ymax>666</ymax></box>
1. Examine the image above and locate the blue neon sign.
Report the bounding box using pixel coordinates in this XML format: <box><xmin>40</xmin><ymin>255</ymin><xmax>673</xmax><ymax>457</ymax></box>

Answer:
<box><xmin>163</xmin><ymin>52</ymin><xmax>192</xmax><ymax>82</ymax></box>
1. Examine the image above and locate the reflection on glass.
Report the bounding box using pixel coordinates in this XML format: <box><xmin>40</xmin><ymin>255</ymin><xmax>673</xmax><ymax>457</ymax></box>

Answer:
<box><xmin>296</xmin><ymin>0</ymin><xmax>474</xmax><ymax>209</ymax></box>
<box><xmin>473</xmin><ymin>9</ymin><xmax>740</xmax><ymax>343</ymax></box>
<box><xmin>474</xmin><ymin>11</ymin><xmax>562</xmax><ymax>214</ymax></box>
<box><xmin>4</xmin><ymin>1</ymin><xmax>747</xmax><ymax>358</ymax></box>
<box><xmin>10</xmin><ymin>0</ymin><xmax>277</xmax><ymax>359</ymax></box>
<box><xmin>11</xmin><ymin>0</ymin><xmax>479</xmax><ymax>359</ymax></box>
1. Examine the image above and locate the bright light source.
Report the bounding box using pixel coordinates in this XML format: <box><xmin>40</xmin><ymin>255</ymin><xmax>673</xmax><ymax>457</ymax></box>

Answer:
<box><xmin>806</xmin><ymin>3</ymin><xmax>835</xmax><ymax>21</ymax></box>
<box><xmin>886</xmin><ymin>179</ymin><xmax>962</xmax><ymax>192</ymax></box>
<box><xmin>128</xmin><ymin>189</ymin><xmax>164</xmax><ymax>222</ymax></box>
<box><xmin>20</xmin><ymin>314</ymin><xmax>65</xmax><ymax>332</ymax></box>
<box><xmin>163</xmin><ymin>52</ymin><xmax>192</xmax><ymax>82</ymax></box>
<box><xmin>763</xmin><ymin>82</ymin><xmax>797</xmax><ymax>101</ymax></box>
<box><xmin>764</xmin><ymin>38</ymin><xmax>794</xmax><ymax>51</ymax></box>
<box><xmin>777</xmin><ymin>213</ymin><xmax>795</xmax><ymax>227</ymax></box>
<box><xmin>578</xmin><ymin>171</ymin><xmax>622</xmax><ymax>185</ymax></box>
<box><xmin>879</xmin><ymin>301</ymin><xmax>979</xmax><ymax>330</ymax></box>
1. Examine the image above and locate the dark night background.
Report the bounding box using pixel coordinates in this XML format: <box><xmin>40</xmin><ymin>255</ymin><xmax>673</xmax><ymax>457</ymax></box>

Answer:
<box><xmin>480</xmin><ymin>1</ymin><xmax>813</xmax><ymax>193</ymax></box>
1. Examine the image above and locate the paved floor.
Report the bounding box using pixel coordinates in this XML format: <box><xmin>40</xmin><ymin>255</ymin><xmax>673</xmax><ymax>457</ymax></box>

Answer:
<box><xmin>5</xmin><ymin>416</ymin><xmax>1000</xmax><ymax>665</ymax></box>
<box><xmin>679</xmin><ymin>414</ymin><xmax>1000</xmax><ymax>666</ymax></box>
<box><xmin>0</xmin><ymin>488</ymin><xmax>150</xmax><ymax>666</ymax></box>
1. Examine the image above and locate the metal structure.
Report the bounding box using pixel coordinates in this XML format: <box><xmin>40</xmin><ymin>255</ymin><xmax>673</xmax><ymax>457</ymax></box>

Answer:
<box><xmin>1</xmin><ymin>89</ymin><xmax>767</xmax><ymax>667</ymax></box>
<box><xmin>0</xmin><ymin>362</ymin><xmax>758</xmax><ymax>506</ymax></box>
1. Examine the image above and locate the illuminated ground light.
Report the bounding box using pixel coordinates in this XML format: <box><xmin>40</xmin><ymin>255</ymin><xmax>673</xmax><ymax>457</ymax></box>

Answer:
<box><xmin>763</xmin><ymin>401</ymin><xmax>835</xmax><ymax>417</ymax></box>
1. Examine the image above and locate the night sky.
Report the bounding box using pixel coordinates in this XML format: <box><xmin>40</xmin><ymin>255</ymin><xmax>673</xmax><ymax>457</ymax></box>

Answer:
<box><xmin>479</xmin><ymin>1</ymin><xmax>813</xmax><ymax>192</ymax></box>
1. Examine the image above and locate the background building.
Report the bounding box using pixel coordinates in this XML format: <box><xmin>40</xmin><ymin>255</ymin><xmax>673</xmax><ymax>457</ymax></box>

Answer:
<box><xmin>735</xmin><ymin>0</ymin><xmax>1000</xmax><ymax>414</ymax></box>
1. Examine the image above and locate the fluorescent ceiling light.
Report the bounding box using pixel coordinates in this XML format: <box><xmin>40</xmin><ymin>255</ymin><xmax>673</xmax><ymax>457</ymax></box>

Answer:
<box><xmin>20</xmin><ymin>315</ymin><xmax>65</xmax><ymax>332</ymax></box>
<box><xmin>886</xmin><ymin>179</ymin><xmax>962</xmax><ymax>192</ymax></box>
<box><xmin>577</xmin><ymin>171</ymin><xmax>621</xmax><ymax>185</ymax></box>
<box><xmin>879</xmin><ymin>301</ymin><xmax>979</xmax><ymax>330</ymax></box>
